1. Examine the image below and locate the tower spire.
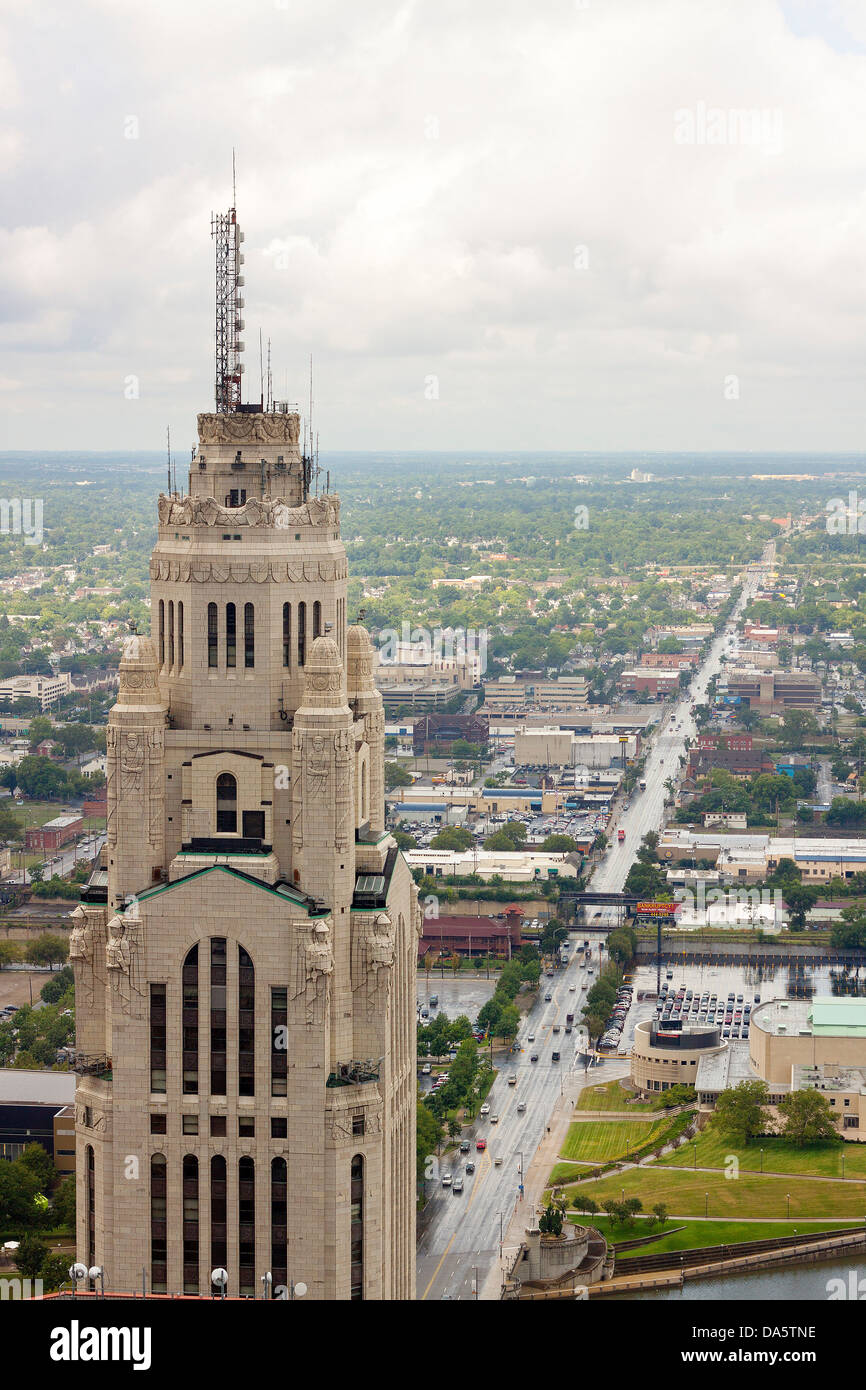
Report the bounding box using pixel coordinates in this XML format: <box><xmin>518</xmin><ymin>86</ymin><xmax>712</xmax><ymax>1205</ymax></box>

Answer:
<box><xmin>211</xmin><ymin>155</ymin><xmax>245</xmax><ymax>413</ymax></box>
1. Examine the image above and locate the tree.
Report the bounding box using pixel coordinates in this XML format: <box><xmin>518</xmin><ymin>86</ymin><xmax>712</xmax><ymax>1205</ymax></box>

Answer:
<box><xmin>607</xmin><ymin>926</ymin><xmax>637</xmax><ymax>966</ymax></box>
<box><xmin>416</xmin><ymin>1096</ymin><xmax>443</xmax><ymax>1180</ymax></box>
<box><xmin>392</xmin><ymin>829</ymin><xmax>417</xmax><ymax>850</ymax></box>
<box><xmin>714</xmin><ymin>1079</ymin><xmax>770</xmax><ymax>1146</ymax></box>
<box><xmin>541</xmin><ymin>834</ymin><xmax>578</xmax><ymax>853</ymax></box>
<box><xmin>538</xmin><ymin>1202</ymin><xmax>563</xmax><ymax>1237</ymax></box>
<box><xmin>572</xmin><ymin>1194</ymin><xmax>598</xmax><ymax>1216</ymax></box>
<box><xmin>430</xmin><ymin>826</ymin><xmax>473</xmax><ymax>852</ymax></box>
<box><xmin>27</xmin><ymin>716</ymin><xmax>53</xmax><ymax>747</ymax></box>
<box><xmin>40</xmin><ymin>1252</ymin><xmax>71</xmax><ymax>1292</ymax></box>
<box><xmin>0</xmin><ymin>941</ymin><xmax>22</xmax><ymax>969</ymax></box>
<box><xmin>783</xmin><ymin>884</ymin><xmax>819</xmax><ymax>930</ymax></box>
<box><xmin>25</xmin><ymin>934</ymin><xmax>68</xmax><ymax>970</ymax></box>
<box><xmin>28</xmin><ymin>862</ymin><xmax>44</xmax><ymax>884</ymax></box>
<box><xmin>17</xmin><ymin>1142</ymin><xmax>56</xmax><ymax>1193</ymax></box>
<box><xmin>51</xmin><ymin>1173</ymin><xmax>76</xmax><ymax>1229</ymax></box>
<box><xmin>777</xmin><ymin>1090</ymin><xmax>841</xmax><ymax>1148</ymax></box>
<box><xmin>13</xmin><ymin>1232</ymin><xmax>48</xmax><ymax>1279</ymax></box>
<box><xmin>652</xmin><ymin>1203</ymin><xmax>669</xmax><ymax>1228</ymax></box>
<box><xmin>384</xmin><ymin>762</ymin><xmax>412</xmax><ymax>790</ymax></box>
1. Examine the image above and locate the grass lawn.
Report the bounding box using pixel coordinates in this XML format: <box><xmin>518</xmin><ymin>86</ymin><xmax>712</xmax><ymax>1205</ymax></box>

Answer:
<box><xmin>576</xmin><ymin>1080</ymin><xmax>657</xmax><ymax>1112</ymax></box>
<box><xmin>560</xmin><ymin>1165</ymin><xmax>866</xmax><ymax>1220</ymax></box>
<box><xmin>550</xmin><ymin>1162</ymin><xmax>592</xmax><ymax>1185</ymax></box>
<box><xmin>583</xmin><ymin>1217</ymin><xmax>849</xmax><ymax>1258</ymax></box>
<box><xmin>560</xmin><ymin>1118</ymin><xmax>666</xmax><ymax>1163</ymax></box>
<box><xmin>658</xmin><ymin>1124</ymin><xmax>866</xmax><ymax>1181</ymax></box>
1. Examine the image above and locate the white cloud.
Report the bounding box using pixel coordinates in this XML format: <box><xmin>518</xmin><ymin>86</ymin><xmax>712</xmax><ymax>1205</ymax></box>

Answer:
<box><xmin>0</xmin><ymin>0</ymin><xmax>865</xmax><ymax>449</ymax></box>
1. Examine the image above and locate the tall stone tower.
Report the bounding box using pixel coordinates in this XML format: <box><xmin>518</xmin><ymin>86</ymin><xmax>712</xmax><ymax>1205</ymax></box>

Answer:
<box><xmin>69</xmin><ymin>196</ymin><xmax>419</xmax><ymax>1300</ymax></box>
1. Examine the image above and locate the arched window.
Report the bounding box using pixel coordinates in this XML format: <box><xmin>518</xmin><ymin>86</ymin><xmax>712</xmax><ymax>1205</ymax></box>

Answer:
<box><xmin>182</xmin><ymin>1154</ymin><xmax>199</xmax><ymax>1294</ymax></box>
<box><xmin>313</xmin><ymin>600</ymin><xmax>322</xmax><ymax>640</ymax></box>
<box><xmin>210</xmin><ymin>1155</ymin><xmax>227</xmax><ymax>1275</ymax></box>
<box><xmin>225</xmin><ymin>603</ymin><xmax>236</xmax><ymax>668</ymax></box>
<box><xmin>350</xmin><ymin>1154</ymin><xmax>364</xmax><ymax>1300</ymax></box>
<box><xmin>182</xmin><ymin>945</ymin><xmax>198</xmax><ymax>1095</ymax></box>
<box><xmin>238</xmin><ymin>1156</ymin><xmax>255</xmax><ymax>1296</ymax></box>
<box><xmin>216</xmin><ymin>773</ymin><xmax>237</xmax><ymax>833</ymax></box>
<box><xmin>168</xmin><ymin>600</ymin><xmax>175</xmax><ymax>669</ymax></box>
<box><xmin>297</xmin><ymin>601</ymin><xmax>306</xmax><ymax>667</ymax></box>
<box><xmin>238</xmin><ymin>945</ymin><xmax>254</xmax><ymax>1097</ymax></box>
<box><xmin>244</xmin><ymin>602</ymin><xmax>255</xmax><ymax>668</ymax></box>
<box><xmin>271</xmin><ymin>1157</ymin><xmax>287</xmax><ymax>1295</ymax></box>
<box><xmin>158</xmin><ymin>600</ymin><xmax>165</xmax><ymax>667</ymax></box>
<box><xmin>178</xmin><ymin>601</ymin><xmax>184</xmax><ymax>669</ymax></box>
<box><xmin>207</xmin><ymin>602</ymin><xmax>218</xmax><ymax>668</ymax></box>
<box><xmin>151</xmin><ymin>1153</ymin><xmax>167</xmax><ymax>1293</ymax></box>
<box><xmin>282</xmin><ymin>603</ymin><xmax>291</xmax><ymax>668</ymax></box>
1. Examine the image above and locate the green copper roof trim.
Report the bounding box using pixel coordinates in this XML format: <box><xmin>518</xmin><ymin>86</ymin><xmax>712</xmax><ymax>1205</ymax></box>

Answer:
<box><xmin>132</xmin><ymin>864</ymin><xmax>323</xmax><ymax>915</ymax></box>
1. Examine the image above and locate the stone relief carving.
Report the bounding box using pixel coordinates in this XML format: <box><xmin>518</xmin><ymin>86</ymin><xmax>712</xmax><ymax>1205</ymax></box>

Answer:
<box><xmin>147</xmin><ymin>728</ymin><xmax>164</xmax><ymax>849</ymax></box>
<box><xmin>120</xmin><ymin>732</ymin><xmax>145</xmax><ymax>794</ymax></box>
<box><xmin>291</xmin><ymin>920</ymin><xmax>333</xmax><ymax>1026</ymax></box>
<box><xmin>106</xmin><ymin>726</ymin><xmax>118</xmax><ymax>848</ymax></box>
<box><xmin>149</xmin><ymin>554</ymin><xmax>348</xmax><ymax>585</ymax></box>
<box><xmin>352</xmin><ymin>911</ymin><xmax>395</xmax><ymax>1022</ymax></box>
<box><xmin>334</xmin><ymin>729</ymin><xmax>352</xmax><ymax>851</ymax></box>
<box><xmin>306</xmin><ymin>735</ymin><xmax>330</xmax><ymax>803</ymax></box>
<box><xmin>157</xmin><ymin>493</ymin><xmax>339</xmax><ymax>532</ymax></box>
<box><xmin>197</xmin><ymin>412</ymin><xmax>300</xmax><ymax>446</ymax></box>
<box><xmin>106</xmin><ymin>913</ymin><xmax>142</xmax><ymax>1017</ymax></box>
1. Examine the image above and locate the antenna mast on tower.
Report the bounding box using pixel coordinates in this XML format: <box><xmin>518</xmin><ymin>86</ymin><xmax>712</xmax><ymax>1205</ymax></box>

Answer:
<box><xmin>211</xmin><ymin>151</ymin><xmax>245</xmax><ymax>413</ymax></box>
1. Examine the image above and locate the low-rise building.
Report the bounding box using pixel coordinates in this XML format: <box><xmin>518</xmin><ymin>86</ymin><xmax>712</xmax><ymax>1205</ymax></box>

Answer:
<box><xmin>25</xmin><ymin>814</ymin><xmax>83</xmax><ymax>852</ymax></box>
<box><xmin>0</xmin><ymin>672</ymin><xmax>72</xmax><ymax>711</ymax></box>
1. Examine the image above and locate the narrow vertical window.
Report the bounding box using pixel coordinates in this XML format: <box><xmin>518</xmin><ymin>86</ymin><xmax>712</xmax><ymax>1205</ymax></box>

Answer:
<box><xmin>361</xmin><ymin>762</ymin><xmax>367</xmax><ymax>822</ymax></box>
<box><xmin>210</xmin><ymin>938</ymin><xmax>227</xmax><ymax>1096</ymax></box>
<box><xmin>86</xmin><ymin>1145</ymin><xmax>95</xmax><ymax>1271</ymax></box>
<box><xmin>313</xmin><ymin>600</ymin><xmax>322</xmax><ymax>640</ymax></box>
<box><xmin>298</xmin><ymin>601</ymin><xmax>306</xmax><ymax>667</ymax></box>
<box><xmin>182</xmin><ymin>945</ymin><xmax>198</xmax><ymax>1095</ymax></box>
<box><xmin>216</xmin><ymin>773</ymin><xmax>237</xmax><ymax>833</ymax></box>
<box><xmin>238</xmin><ymin>945</ymin><xmax>255</xmax><ymax>1097</ymax></box>
<box><xmin>282</xmin><ymin>603</ymin><xmax>291</xmax><ymax>668</ymax></box>
<box><xmin>182</xmin><ymin>1154</ymin><xmax>199</xmax><ymax>1294</ymax></box>
<box><xmin>178</xmin><ymin>601</ymin><xmax>184</xmax><ymax>669</ymax></box>
<box><xmin>158</xmin><ymin>600</ymin><xmax>165</xmax><ymax>667</ymax></box>
<box><xmin>244</xmin><ymin>602</ymin><xmax>255</xmax><ymax>668</ymax></box>
<box><xmin>210</xmin><ymin>1155</ymin><xmax>227</xmax><ymax>1275</ymax></box>
<box><xmin>226</xmin><ymin>602</ymin><xmax>236</xmax><ymax>668</ymax></box>
<box><xmin>207</xmin><ymin>602</ymin><xmax>218</xmax><ymax>669</ymax></box>
<box><xmin>271</xmin><ymin>1157</ymin><xmax>287</xmax><ymax>1296</ymax></box>
<box><xmin>150</xmin><ymin>984</ymin><xmax>166</xmax><ymax>1094</ymax></box>
<box><xmin>151</xmin><ymin>1154</ymin><xmax>167</xmax><ymax>1294</ymax></box>
<box><xmin>350</xmin><ymin>1154</ymin><xmax>364</xmax><ymax>1300</ymax></box>
<box><xmin>168</xmin><ymin>600</ymin><xmax>175</xmax><ymax>670</ymax></box>
<box><xmin>238</xmin><ymin>1156</ymin><xmax>255</xmax><ymax>1296</ymax></box>
<box><xmin>271</xmin><ymin>987</ymin><xmax>287</xmax><ymax>1096</ymax></box>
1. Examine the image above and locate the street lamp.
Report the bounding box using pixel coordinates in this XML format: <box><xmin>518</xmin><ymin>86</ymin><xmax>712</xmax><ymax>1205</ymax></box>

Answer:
<box><xmin>705</xmin><ymin>1192</ymin><xmax>708</xmax><ymax>1219</ymax></box>
<box><xmin>693</xmin><ymin>1143</ymin><xmax>697</xmax><ymax>1170</ymax></box>
<box><xmin>759</xmin><ymin>1147</ymin><xmax>763</xmax><ymax>1173</ymax></box>
<box><xmin>786</xmin><ymin>1193</ymin><xmax>791</xmax><ymax>1219</ymax></box>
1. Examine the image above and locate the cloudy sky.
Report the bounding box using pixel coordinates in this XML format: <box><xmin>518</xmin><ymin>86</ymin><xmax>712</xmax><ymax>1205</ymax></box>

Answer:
<box><xmin>1</xmin><ymin>0</ymin><xmax>865</xmax><ymax>452</ymax></box>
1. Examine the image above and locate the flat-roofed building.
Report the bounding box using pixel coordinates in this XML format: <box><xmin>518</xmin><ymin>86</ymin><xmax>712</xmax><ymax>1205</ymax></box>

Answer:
<box><xmin>0</xmin><ymin>1068</ymin><xmax>76</xmax><ymax>1163</ymax></box>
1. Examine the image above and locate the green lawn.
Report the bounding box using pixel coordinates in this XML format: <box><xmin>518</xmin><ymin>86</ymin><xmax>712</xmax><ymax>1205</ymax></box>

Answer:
<box><xmin>586</xmin><ymin>1217</ymin><xmax>850</xmax><ymax>1258</ymax></box>
<box><xmin>560</xmin><ymin>1118</ymin><xmax>666</xmax><ymax>1164</ymax></box>
<box><xmin>550</xmin><ymin>1162</ymin><xmax>591</xmax><ymax>1185</ymax></box>
<box><xmin>576</xmin><ymin>1080</ymin><xmax>657</xmax><ymax>1112</ymax></box>
<box><xmin>658</xmin><ymin>1124</ymin><xmax>866</xmax><ymax>1180</ymax></box>
<box><xmin>560</xmin><ymin>1165</ymin><xmax>866</xmax><ymax>1220</ymax></box>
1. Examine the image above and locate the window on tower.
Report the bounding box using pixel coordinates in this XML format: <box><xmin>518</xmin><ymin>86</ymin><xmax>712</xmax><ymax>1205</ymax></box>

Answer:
<box><xmin>182</xmin><ymin>944</ymin><xmax>198</xmax><ymax>1095</ymax></box>
<box><xmin>207</xmin><ymin>602</ymin><xmax>218</xmax><ymax>668</ymax></box>
<box><xmin>238</xmin><ymin>945</ymin><xmax>255</xmax><ymax>1097</ymax></box>
<box><xmin>158</xmin><ymin>600</ymin><xmax>165</xmax><ymax>667</ymax></box>
<box><xmin>282</xmin><ymin>602</ymin><xmax>291</xmax><ymax>668</ymax></box>
<box><xmin>226</xmin><ymin>603</ymin><xmax>236</xmax><ymax>668</ymax></box>
<box><xmin>244</xmin><ymin>602</ymin><xmax>255</xmax><ymax>668</ymax></box>
<box><xmin>216</xmin><ymin>773</ymin><xmax>237</xmax><ymax>833</ymax></box>
<box><xmin>178</xmin><ymin>601</ymin><xmax>184</xmax><ymax>669</ymax></box>
<box><xmin>210</xmin><ymin>937</ymin><xmax>227</xmax><ymax>1096</ymax></box>
<box><xmin>313</xmin><ymin>600</ymin><xmax>322</xmax><ymax>640</ymax></box>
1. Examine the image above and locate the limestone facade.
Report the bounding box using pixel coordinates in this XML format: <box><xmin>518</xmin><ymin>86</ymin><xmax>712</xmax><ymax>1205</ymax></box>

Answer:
<box><xmin>72</xmin><ymin>408</ymin><xmax>418</xmax><ymax>1300</ymax></box>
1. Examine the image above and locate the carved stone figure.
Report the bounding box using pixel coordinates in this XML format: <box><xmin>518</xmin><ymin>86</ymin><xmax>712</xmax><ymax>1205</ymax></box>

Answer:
<box><xmin>106</xmin><ymin>913</ymin><xmax>141</xmax><ymax>1016</ymax></box>
<box><xmin>353</xmin><ymin>911</ymin><xmax>395</xmax><ymax>1021</ymax></box>
<box><xmin>120</xmin><ymin>732</ymin><xmax>144</xmax><ymax>794</ymax></box>
<box><xmin>292</xmin><ymin>920</ymin><xmax>333</xmax><ymax>1026</ymax></box>
<box><xmin>306</xmin><ymin>735</ymin><xmax>330</xmax><ymax>803</ymax></box>
<box><xmin>69</xmin><ymin>905</ymin><xmax>93</xmax><ymax>965</ymax></box>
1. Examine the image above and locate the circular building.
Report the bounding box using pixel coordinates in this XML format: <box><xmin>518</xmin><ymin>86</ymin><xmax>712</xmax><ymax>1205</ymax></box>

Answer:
<box><xmin>631</xmin><ymin>1018</ymin><xmax>726</xmax><ymax>1095</ymax></box>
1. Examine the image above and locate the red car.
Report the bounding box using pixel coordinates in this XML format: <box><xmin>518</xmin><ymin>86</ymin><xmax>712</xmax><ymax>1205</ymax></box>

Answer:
<box><xmin>476</xmin><ymin>1138</ymin><xmax>487</xmax><ymax>1151</ymax></box>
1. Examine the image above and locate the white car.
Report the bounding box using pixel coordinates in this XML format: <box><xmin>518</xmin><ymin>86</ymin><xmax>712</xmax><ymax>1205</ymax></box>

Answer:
<box><xmin>526</xmin><ymin>1033</ymin><xmax>535</xmax><ymax>1042</ymax></box>
<box><xmin>441</xmin><ymin>1172</ymin><xmax>452</xmax><ymax>1187</ymax></box>
<box><xmin>479</xmin><ymin>1103</ymin><xmax>490</xmax><ymax>1116</ymax></box>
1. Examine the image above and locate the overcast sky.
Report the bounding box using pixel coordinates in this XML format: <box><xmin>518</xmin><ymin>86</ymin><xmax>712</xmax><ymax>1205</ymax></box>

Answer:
<box><xmin>1</xmin><ymin>0</ymin><xmax>865</xmax><ymax>453</ymax></box>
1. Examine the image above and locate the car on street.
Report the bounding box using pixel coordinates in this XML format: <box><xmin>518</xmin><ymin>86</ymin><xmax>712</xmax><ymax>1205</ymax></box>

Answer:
<box><xmin>465</xmin><ymin>1161</ymin><xmax>475</xmax><ymax>1174</ymax></box>
<box><xmin>516</xmin><ymin>1101</ymin><xmax>526</xmax><ymax>1113</ymax></box>
<box><xmin>507</xmin><ymin>1074</ymin><xmax>517</xmax><ymax>1085</ymax></box>
<box><xmin>441</xmin><ymin>1172</ymin><xmax>452</xmax><ymax>1187</ymax></box>
<box><xmin>527</xmin><ymin>1033</ymin><xmax>535</xmax><ymax>1042</ymax></box>
<box><xmin>476</xmin><ymin>1138</ymin><xmax>486</xmax><ymax>1151</ymax></box>
<box><xmin>460</xmin><ymin>1139</ymin><xmax>470</xmax><ymax>1153</ymax></box>
<box><xmin>544</xmin><ymin>993</ymin><xmax>552</xmax><ymax>1001</ymax></box>
<box><xmin>452</xmin><ymin>1176</ymin><xmax>464</xmax><ymax>1193</ymax></box>
<box><xmin>530</xmin><ymin>1053</ymin><xmax>538</xmax><ymax>1062</ymax></box>
<box><xmin>490</xmin><ymin>1114</ymin><xmax>499</xmax><ymax>1123</ymax></box>
<box><xmin>479</xmin><ymin>1103</ymin><xmax>490</xmax><ymax>1115</ymax></box>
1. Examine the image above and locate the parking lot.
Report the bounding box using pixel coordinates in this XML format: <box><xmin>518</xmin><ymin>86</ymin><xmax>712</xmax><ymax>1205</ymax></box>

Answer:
<box><xmin>613</xmin><ymin>959</ymin><xmax>866</xmax><ymax>1054</ymax></box>
<box><xmin>416</xmin><ymin>972</ymin><xmax>497</xmax><ymax>1022</ymax></box>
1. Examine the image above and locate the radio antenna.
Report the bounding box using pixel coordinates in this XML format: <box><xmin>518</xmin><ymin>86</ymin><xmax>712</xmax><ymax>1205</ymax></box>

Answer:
<box><xmin>166</xmin><ymin>426</ymin><xmax>171</xmax><ymax>495</ymax></box>
<box><xmin>211</xmin><ymin>152</ymin><xmax>245</xmax><ymax>413</ymax></box>
<box><xmin>258</xmin><ymin>327</ymin><xmax>264</xmax><ymax>410</ymax></box>
<box><xmin>266</xmin><ymin>337</ymin><xmax>272</xmax><ymax>412</ymax></box>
